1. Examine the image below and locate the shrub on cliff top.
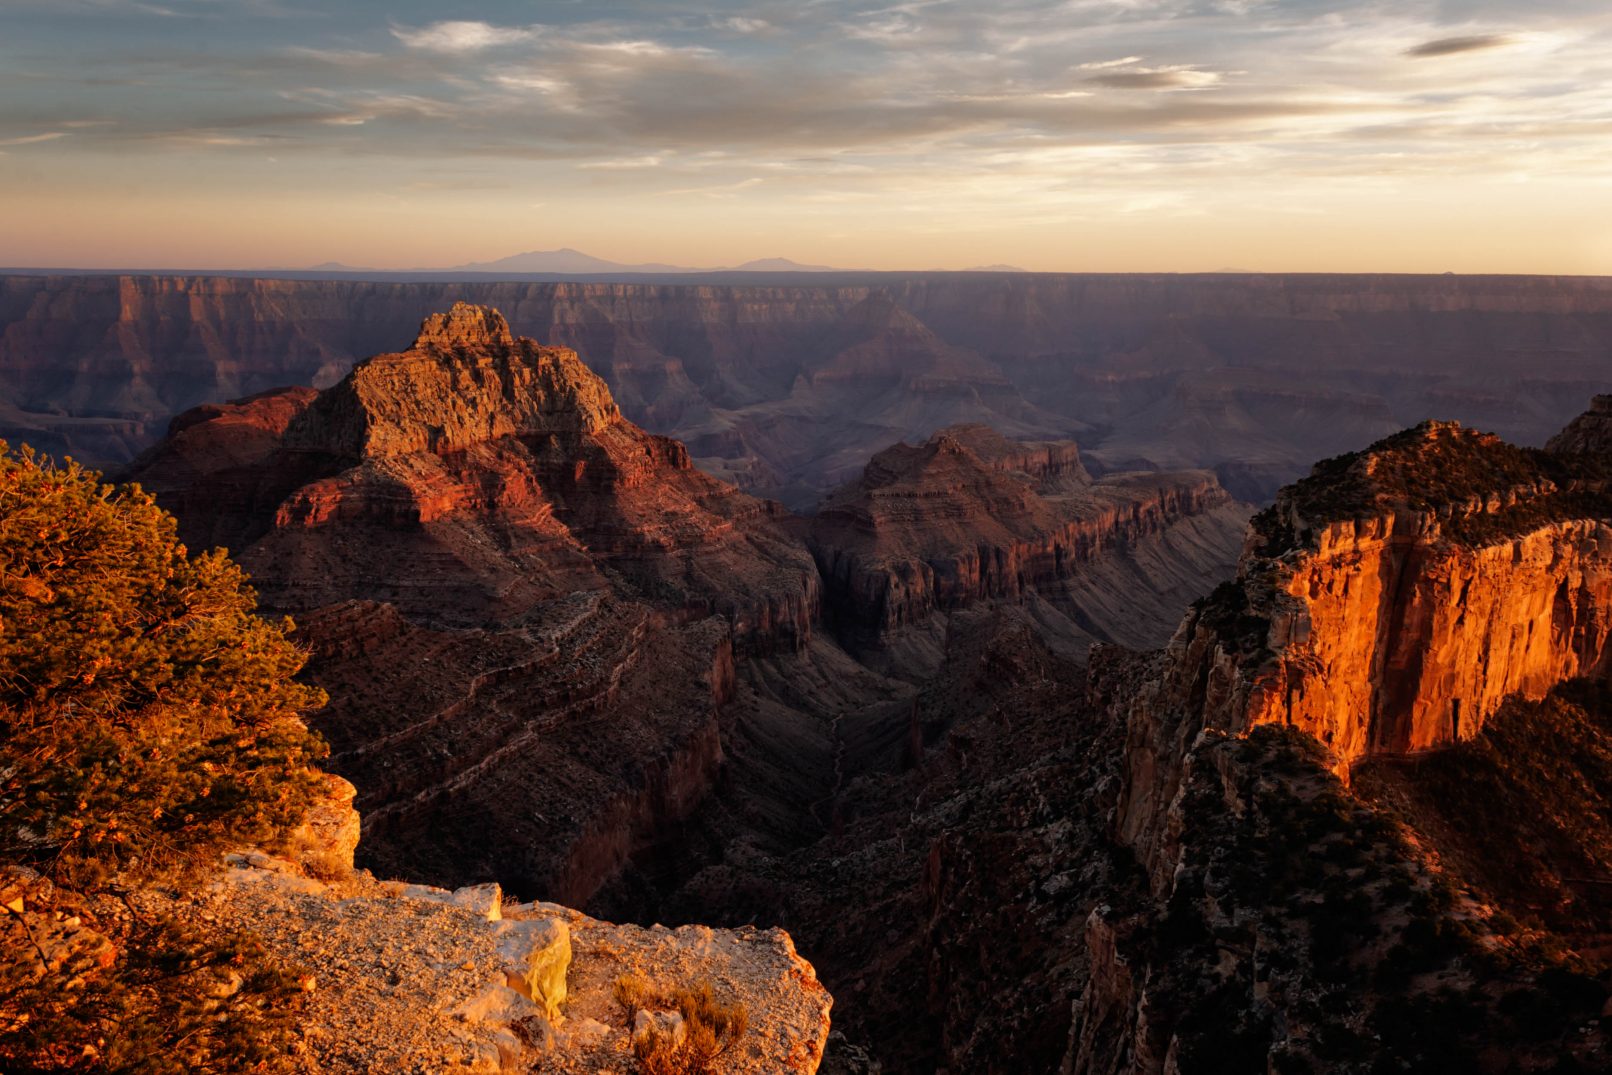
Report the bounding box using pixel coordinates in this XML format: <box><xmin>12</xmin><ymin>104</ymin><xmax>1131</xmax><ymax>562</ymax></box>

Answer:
<box><xmin>0</xmin><ymin>443</ymin><xmax>327</xmax><ymax>884</ymax></box>
<box><xmin>0</xmin><ymin>443</ymin><xmax>327</xmax><ymax>1071</ymax></box>
<box><xmin>615</xmin><ymin>974</ymin><xmax>749</xmax><ymax>1075</ymax></box>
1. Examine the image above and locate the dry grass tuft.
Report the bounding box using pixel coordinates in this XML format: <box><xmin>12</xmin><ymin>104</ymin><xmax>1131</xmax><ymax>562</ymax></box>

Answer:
<box><xmin>614</xmin><ymin>974</ymin><xmax>749</xmax><ymax>1075</ymax></box>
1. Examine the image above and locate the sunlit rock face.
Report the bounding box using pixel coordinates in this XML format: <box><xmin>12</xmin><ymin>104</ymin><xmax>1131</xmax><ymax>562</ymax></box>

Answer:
<box><xmin>173</xmin><ymin>787</ymin><xmax>833</xmax><ymax>1074</ymax></box>
<box><xmin>1118</xmin><ymin>409</ymin><xmax>1612</xmax><ymax>891</ymax></box>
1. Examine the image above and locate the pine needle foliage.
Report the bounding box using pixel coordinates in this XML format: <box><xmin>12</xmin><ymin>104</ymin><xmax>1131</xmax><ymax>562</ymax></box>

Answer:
<box><xmin>0</xmin><ymin>443</ymin><xmax>328</xmax><ymax>885</ymax></box>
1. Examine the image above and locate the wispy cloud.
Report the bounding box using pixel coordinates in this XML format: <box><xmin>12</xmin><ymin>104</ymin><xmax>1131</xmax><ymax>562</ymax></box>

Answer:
<box><xmin>0</xmin><ymin>132</ymin><xmax>68</xmax><ymax>145</ymax></box>
<box><xmin>392</xmin><ymin>20</ymin><xmax>537</xmax><ymax>54</ymax></box>
<box><xmin>1087</xmin><ymin>66</ymin><xmax>1223</xmax><ymax>90</ymax></box>
<box><xmin>1080</xmin><ymin>57</ymin><xmax>1143</xmax><ymax>71</ymax></box>
<box><xmin>578</xmin><ymin>154</ymin><xmax>665</xmax><ymax>170</ymax></box>
<box><xmin>658</xmin><ymin>177</ymin><xmax>764</xmax><ymax>197</ymax></box>
<box><xmin>1405</xmin><ymin>34</ymin><xmax>1516</xmax><ymax>58</ymax></box>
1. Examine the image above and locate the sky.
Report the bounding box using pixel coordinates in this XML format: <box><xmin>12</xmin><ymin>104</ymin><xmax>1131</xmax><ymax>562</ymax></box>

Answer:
<box><xmin>2</xmin><ymin>0</ymin><xmax>1611</xmax><ymax>273</ymax></box>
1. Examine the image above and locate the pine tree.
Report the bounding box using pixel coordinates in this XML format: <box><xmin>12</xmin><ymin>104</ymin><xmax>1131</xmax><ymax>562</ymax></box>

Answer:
<box><xmin>0</xmin><ymin>443</ymin><xmax>327</xmax><ymax>882</ymax></box>
<box><xmin>0</xmin><ymin>443</ymin><xmax>329</xmax><ymax>1071</ymax></box>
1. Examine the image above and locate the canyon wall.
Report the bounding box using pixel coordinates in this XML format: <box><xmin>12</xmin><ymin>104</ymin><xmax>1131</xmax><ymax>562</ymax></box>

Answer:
<box><xmin>1116</xmin><ymin>416</ymin><xmax>1612</xmax><ymax>892</ymax></box>
<box><xmin>7</xmin><ymin>272</ymin><xmax>1611</xmax><ymax>504</ymax></box>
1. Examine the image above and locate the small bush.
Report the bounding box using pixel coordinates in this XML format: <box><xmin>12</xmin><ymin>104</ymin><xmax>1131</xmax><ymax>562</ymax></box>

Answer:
<box><xmin>0</xmin><ymin>444</ymin><xmax>328</xmax><ymax>885</ymax></box>
<box><xmin>615</xmin><ymin>974</ymin><xmax>749</xmax><ymax>1075</ymax></box>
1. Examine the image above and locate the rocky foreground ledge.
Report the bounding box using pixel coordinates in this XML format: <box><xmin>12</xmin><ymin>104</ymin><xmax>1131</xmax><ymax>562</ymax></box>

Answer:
<box><xmin>107</xmin><ymin>775</ymin><xmax>831</xmax><ymax>1074</ymax></box>
<box><xmin>154</xmin><ymin>860</ymin><xmax>830</xmax><ymax>1074</ymax></box>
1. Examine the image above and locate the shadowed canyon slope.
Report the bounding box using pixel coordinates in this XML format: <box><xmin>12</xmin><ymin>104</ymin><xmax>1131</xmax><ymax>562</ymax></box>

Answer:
<box><xmin>8</xmin><ymin>272</ymin><xmax>1612</xmax><ymax>505</ymax></box>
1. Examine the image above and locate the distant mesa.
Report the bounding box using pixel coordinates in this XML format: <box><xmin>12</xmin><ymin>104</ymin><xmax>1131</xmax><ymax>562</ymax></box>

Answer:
<box><xmin>962</xmin><ymin>264</ymin><xmax>1028</xmax><ymax>273</ymax></box>
<box><xmin>454</xmin><ymin>247</ymin><xmax>689</xmax><ymax>274</ymax></box>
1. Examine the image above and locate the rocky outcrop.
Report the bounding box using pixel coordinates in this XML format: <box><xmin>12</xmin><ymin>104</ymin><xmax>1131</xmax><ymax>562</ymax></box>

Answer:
<box><xmin>285</xmin><ymin>304</ymin><xmax>620</xmax><ymax>460</ymax></box>
<box><xmin>10</xmin><ymin>273</ymin><xmax>1611</xmax><ymax>504</ymax></box>
<box><xmin>179</xmin><ymin>862</ymin><xmax>831</xmax><ymax>1075</ymax></box>
<box><xmin>1548</xmin><ymin>393</ymin><xmax>1612</xmax><ymax>456</ymax></box>
<box><xmin>809</xmin><ymin>425</ymin><xmax>1244</xmax><ymax>642</ymax></box>
<box><xmin>1116</xmin><ymin>412</ymin><xmax>1612</xmax><ymax>892</ymax></box>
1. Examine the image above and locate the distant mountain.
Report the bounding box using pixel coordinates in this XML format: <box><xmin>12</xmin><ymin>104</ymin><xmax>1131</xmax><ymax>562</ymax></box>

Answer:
<box><xmin>728</xmin><ymin>257</ymin><xmax>837</xmax><ymax>272</ymax></box>
<box><xmin>452</xmin><ymin>248</ymin><xmax>840</xmax><ymax>274</ymax></box>
<box><xmin>963</xmin><ymin>264</ymin><xmax>1028</xmax><ymax>272</ymax></box>
<box><xmin>452</xmin><ymin>248</ymin><xmax>689</xmax><ymax>274</ymax></box>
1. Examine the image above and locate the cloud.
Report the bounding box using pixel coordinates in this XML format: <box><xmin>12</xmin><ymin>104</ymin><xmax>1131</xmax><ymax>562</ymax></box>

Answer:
<box><xmin>1404</xmin><ymin>34</ymin><xmax>1515</xmax><ymax>58</ymax></box>
<box><xmin>1087</xmin><ymin>67</ymin><xmax>1223</xmax><ymax>90</ymax></box>
<box><xmin>658</xmin><ymin>177</ymin><xmax>765</xmax><ymax>197</ymax></box>
<box><xmin>578</xmin><ymin>155</ymin><xmax>665</xmax><ymax>170</ymax></box>
<box><xmin>9</xmin><ymin>0</ymin><xmax>1612</xmax><ymax>216</ymax></box>
<box><xmin>392</xmin><ymin>20</ymin><xmax>537</xmax><ymax>54</ymax></box>
<box><xmin>716</xmin><ymin>17</ymin><xmax>770</xmax><ymax>34</ymax></box>
<box><xmin>0</xmin><ymin>132</ymin><xmax>68</xmax><ymax>145</ymax></box>
<box><xmin>284</xmin><ymin>46</ymin><xmax>385</xmax><ymax>67</ymax></box>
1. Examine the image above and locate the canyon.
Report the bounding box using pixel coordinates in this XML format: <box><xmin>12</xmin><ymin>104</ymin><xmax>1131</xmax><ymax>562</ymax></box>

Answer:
<box><xmin>124</xmin><ymin>304</ymin><xmax>1245</xmax><ymax>922</ymax></box>
<box><xmin>6</xmin><ymin>272</ymin><xmax>1612</xmax><ymax>508</ymax></box>
<box><xmin>55</xmin><ymin>298</ymin><xmax>1612</xmax><ymax>1072</ymax></box>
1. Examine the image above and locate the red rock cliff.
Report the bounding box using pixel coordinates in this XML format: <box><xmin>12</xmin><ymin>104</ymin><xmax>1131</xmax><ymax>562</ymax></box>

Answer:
<box><xmin>1116</xmin><ymin>413</ymin><xmax>1612</xmax><ymax>891</ymax></box>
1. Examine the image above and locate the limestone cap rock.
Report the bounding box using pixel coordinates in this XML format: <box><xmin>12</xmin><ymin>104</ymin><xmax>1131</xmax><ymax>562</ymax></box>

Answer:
<box><xmin>411</xmin><ymin>302</ymin><xmax>517</xmax><ymax>352</ymax></box>
<box><xmin>283</xmin><ymin>303</ymin><xmax>622</xmax><ymax>459</ymax></box>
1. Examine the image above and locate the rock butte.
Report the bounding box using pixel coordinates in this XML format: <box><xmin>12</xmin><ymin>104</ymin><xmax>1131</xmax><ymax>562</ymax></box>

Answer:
<box><xmin>127</xmin><ymin>303</ymin><xmax>820</xmax><ymax>903</ymax></box>
<box><xmin>810</xmin><ymin>422</ymin><xmax>1244</xmax><ymax>644</ymax></box>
